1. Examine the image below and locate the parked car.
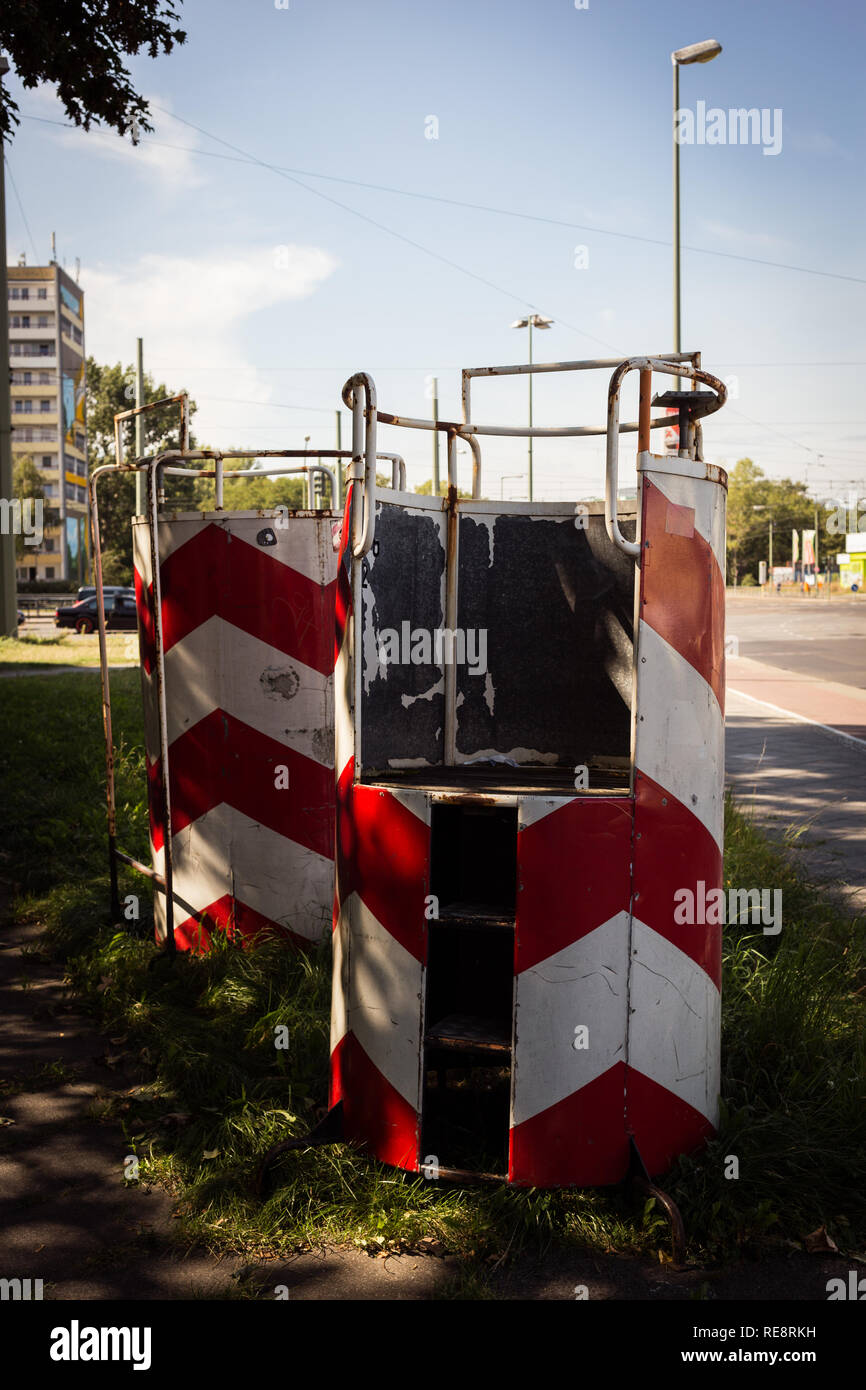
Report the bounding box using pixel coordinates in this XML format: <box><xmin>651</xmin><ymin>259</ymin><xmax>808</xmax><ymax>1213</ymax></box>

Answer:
<box><xmin>55</xmin><ymin>592</ymin><xmax>139</xmax><ymax>635</ymax></box>
<box><xmin>76</xmin><ymin>584</ymin><xmax>134</xmax><ymax>602</ymax></box>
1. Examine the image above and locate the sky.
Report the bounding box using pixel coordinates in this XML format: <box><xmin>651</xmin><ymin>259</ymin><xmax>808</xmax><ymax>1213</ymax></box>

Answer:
<box><xmin>4</xmin><ymin>0</ymin><xmax>865</xmax><ymax>502</ymax></box>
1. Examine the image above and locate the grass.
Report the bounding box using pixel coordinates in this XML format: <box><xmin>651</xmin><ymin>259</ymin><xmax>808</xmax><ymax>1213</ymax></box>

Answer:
<box><xmin>1</xmin><ymin>667</ymin><xmax>864</xmax><ymax>1293</ymax></box>
<box><xmin>0</xmin><ymin>631</ymin><xmax>138</xmax><ymax>670</ymax></box>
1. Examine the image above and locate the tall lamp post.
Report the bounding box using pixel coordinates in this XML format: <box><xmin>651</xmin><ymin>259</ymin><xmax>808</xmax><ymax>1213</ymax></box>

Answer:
<box><xmin>511</xmin><ymin>313</ymin><xmax>553</xmax><ymax>501</ymax></box>
<box><xmin>672</xmin><ymin>40</ymin><xmax>722</xmax><ymax>384</ymax></box>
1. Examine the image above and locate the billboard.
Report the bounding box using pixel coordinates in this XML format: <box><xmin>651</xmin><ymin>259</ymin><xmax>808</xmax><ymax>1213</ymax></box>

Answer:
<box><xmin>62</xmin><ymin>362</ymin><xmax>86</xmax><ymax>447</ymax></box>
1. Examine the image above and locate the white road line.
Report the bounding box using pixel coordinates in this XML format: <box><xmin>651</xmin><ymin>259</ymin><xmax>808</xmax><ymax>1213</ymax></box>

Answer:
<box><xmin>727</xmin><ymin>686</ymin><xmax>866</xmax><ymax>750</ymax></box>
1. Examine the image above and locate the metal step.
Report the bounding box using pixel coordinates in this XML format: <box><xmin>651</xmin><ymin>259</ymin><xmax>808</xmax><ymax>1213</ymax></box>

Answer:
<box><xmin>425</xmin><ymin>1013</ymin><xmax>512</xmax><ymax>1055</ymax></box>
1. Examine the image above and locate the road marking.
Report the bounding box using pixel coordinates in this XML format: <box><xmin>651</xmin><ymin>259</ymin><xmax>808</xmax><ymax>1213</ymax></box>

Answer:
<box><xmin>728</xmin><ymin>687</ymin><xmax>866</xmax><ymax>750</ymax></box>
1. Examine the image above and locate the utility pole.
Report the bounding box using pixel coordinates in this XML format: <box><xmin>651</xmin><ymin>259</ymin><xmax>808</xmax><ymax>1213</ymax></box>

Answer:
<box><xmin>432</xmin><ymin>376</ymin><xmax>440</xmax><ymax>495</ymax></box>
<box><xmin>0</xmin><ymin>57</ymin><xmax>18</xmax><ymax>635</ymax></box>
<box><xmin>769</xmin><ymin>518</ymin><xmax>773</xmax><ymax>577</ymax></box>
<box><xmin>671</xmin><ymin>40</ymin><xmax>722</xmax><ymax>388</ymax></box>
<box><xmin>510</xmin><ymin>315</ymin><xmax>553</xmax><ymax>502</ymax></box>
<box><xmin>528</xmin><ymin>317</ymin><xmax>534</xmax><ymax>500</ymax></box>
<box><xmin>335</xmin><ymin>408</ymin><xmax>342</xmax><ymax>507</ymax></box>
<box><xmin>134</xmin><ymin>338</ymin><xmax>145</xmax><ymax>514</ymax></box>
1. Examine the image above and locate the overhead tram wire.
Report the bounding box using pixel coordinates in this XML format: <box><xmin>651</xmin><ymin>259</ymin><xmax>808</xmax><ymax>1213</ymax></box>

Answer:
<box><xmin>4</xmin><ymin>156</ymin><xmax>39</xmax><ymax>265</ymax></box>
<box><xmin>22</xmin><ymin>111</ymin><xmax>865</xmax><ymax>288</ymax></box>
<box><xmin>19</xmin><ymin>112</ymin><xmax>855</xmax><ymax>466</ymax></box>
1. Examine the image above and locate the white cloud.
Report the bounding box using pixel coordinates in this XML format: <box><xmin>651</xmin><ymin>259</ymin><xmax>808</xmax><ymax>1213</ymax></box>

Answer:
<box><xmin>54</xmin><ymin>96</ymin><xmax>207</xmax><ymax>190</ymax></box>
<box><xmin>15</xmin><ymin>83</ymin><xmax>206</xmax><ymax>191</ymax></box>
<box><xmin>79</xmin><ymin>245</ymin><xmax>339</xmax><ymax>441</ymax></box>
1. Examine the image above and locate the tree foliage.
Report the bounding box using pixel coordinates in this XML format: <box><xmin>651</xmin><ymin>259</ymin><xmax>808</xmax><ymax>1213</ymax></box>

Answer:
<box><xmin>86</xmin><ymin>357</ymin><xmax>196</xmax><ymax>583</ymax></box>
<box><xmin>725</xmin><ymin>459</ymin><xmax>832</xmax><ymax>584</ymax></box>
<box><xmin>12</xmin><ymin>454</ymin><xmax>50</xmax><ymax>560</ymax></box>
<box><xmin>0</xmin><ymin>1</ymin><xmax>186</xmax><ymax>138</ymax></box>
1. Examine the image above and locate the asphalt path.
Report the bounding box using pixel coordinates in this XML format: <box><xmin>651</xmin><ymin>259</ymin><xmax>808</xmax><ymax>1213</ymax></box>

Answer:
<box><xmin>724</xmin><ymin>595</ymin><xmax>866</xmax><ymax>912</ymax></box>
<box><xmin>726</xmin><ymin>594</ymin><xmax>866</xmax><ymax>690</ymax></box>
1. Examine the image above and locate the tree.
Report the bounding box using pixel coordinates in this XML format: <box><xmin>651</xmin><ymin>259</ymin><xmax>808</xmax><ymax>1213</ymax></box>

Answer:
<box><xmin>87</xmin><ymin>357</ymin><xmax>197</xmax><ymax>582</ymax></box>
<box><xmin>726</xmin><ymin>459</ymin><xmax>831</xmax><ymax>584</ymax></box>
<box><xmin>12</xmin><ymin>454</ymin><xmax>49</xmax><ymax>560</ymax></box>
<box><xmin>414</xmin><ymin>478</ymin><xmax>473</xmax><ymax>499</ymax></box>
<box><xmin>0</xmin><ymin>2</ymin><xmax>186</xmax><ymax>139</ymax></box>
<box><xmin>216</xmin><ymin>467</ymin><xmax>306</xmax><ymax>514</ymax></box>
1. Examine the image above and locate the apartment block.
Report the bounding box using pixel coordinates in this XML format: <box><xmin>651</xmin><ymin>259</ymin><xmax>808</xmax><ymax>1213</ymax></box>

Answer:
<box><xmin>8</xmin><ymin>258</ymin><xmax>87</xmax><ymax>583</ymax></box>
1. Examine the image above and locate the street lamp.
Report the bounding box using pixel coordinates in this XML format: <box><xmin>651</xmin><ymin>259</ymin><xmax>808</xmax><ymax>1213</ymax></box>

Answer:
<box><xmin>672</xmin><ymin>40</ymin><xmax>722</xmax><ymax>380</ymax></box>
<box><xmin>511</xmin><ymin>313</ymin><xmax>553</xmax><ymax>501</ymax></box>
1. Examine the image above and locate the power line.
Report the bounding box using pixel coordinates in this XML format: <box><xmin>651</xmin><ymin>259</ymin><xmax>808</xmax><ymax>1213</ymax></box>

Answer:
<box><xmin>4</xmin><ymin>156</ymin><xmax>39</xmax><ymax>265</ymax></box>
<box><xmin>18</xmin><ymin>111</ymin><xmax>856</xmax><ymax>462</ymax></box>
<box><xmin>195</xmin><ymin>394</ymin><xmax>335</xmax><ymax>415</ymax></box>
<box><xmin>22</xmin><ymin>110</ymin><xmax>866</xmax><ymax>287</ymax></box>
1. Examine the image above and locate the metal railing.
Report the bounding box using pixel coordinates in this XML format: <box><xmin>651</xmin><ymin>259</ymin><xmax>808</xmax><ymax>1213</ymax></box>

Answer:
<box><xmin>91</xmin><ymin>393</ymin><xmax>406</xmax><ymax>944</ymax></box>
<box><xmin>342</xmin><ymin>352</ymin><xmax>726</xmax><ymax>559</ymax></box>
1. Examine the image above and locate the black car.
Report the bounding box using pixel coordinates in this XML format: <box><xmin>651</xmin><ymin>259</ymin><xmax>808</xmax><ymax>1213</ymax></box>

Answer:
<box><xmin>55</xmin><ymin>592</ymin><xmax>139</xmax><ymax>634</ymax></box>
<box><xmin>76</xmin><ymin>584</ymin><xmax>134</xmax><ymax>603</ymax></box>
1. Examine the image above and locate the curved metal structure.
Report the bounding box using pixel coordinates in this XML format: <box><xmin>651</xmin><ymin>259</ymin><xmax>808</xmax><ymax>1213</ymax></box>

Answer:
<box><xmin>329</xmin><ymin>352</ymin><xmax>728</xmax><ymax>1185</ymax></box>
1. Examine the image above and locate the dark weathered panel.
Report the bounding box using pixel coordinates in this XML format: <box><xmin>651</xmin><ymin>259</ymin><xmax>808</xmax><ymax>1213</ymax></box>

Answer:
<box><xmin>361</xmin><ymin>503</ymin><xmax>446</xmax><ymax>772</ymax></box>
<box><xmin>455</xmin><ymin>512</ymin><xmax>635</xmax><ymax>765</ymax></box>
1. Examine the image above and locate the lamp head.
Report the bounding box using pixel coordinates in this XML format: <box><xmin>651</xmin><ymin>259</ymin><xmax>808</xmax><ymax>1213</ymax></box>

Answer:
<box><xmin>672</xmin><ymin>39</ymin><xmax>722</xmax><ymax>66</ymax></box>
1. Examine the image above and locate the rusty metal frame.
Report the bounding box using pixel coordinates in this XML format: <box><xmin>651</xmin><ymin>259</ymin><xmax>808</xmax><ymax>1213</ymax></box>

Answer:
<box><xmin>341</xmin><ymin>350</ymin><xmax>714</xmax><ymax>561</ymax></box>
<box><xmin>90</xmin><ymin>421</ymin><xmax>406</xmax><ymax>944</ymax></box>
<box><xmin>113</xmin><ymin>393</ymin><xmax>190</xmax><ymax>471</ymax></box>
<box><xmin>339</xmin><ymin>352</ymin><xmax>725</xmax><ymax>778</ymax></box>
<box><xmin>606</xmin><ymin>357</ymin><xmax>726</xmax><ymax>558</ymax></box>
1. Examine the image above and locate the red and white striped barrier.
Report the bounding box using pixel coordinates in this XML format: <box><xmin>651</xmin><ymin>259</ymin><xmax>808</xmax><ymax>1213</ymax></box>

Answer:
<box><xmin>329</xmin><ymin>425</ymin><xmax>726</xmax><ymax>1184</ymax></box>
<box><xmin>133</xmin><ymin>510</ymin><xmax>338</xmax><ymax>951</ymax></box>
<box><xmin>510</xmin><ymin>455</ymin><xmax>725</xmax><ymax>1183</ymax></box>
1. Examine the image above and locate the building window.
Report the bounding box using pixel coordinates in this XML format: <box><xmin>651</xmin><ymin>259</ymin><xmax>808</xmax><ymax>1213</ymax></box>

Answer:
<box><xmin>38</xmin><ymin>315</ymin><xmax>50</xmax><ymax>327</ymax></box>
<box><xmin>20</xmin><ymin>288</ymin><xmax>29</xmax><ymax>299</ymax></box>
<box><xmin>38</xmin><ymin>288</ymin><xmax>47</xmax><ymax>300</ymax></box>
<box><xmin>42</xmin><ymin>455</ymin><xmax>53</xmax><ymax>468</ymax></box>
<box><xmin>39</xmin><ymin>344</ymin><xmax>50</xmax><ymax>356</ymax></box>
<box><xmin>13</xmin><ymin>399</ymin><xmax>33</xmax><ymax>414</ymax></box>
<box><xmin>9</xmin><ymin>287</ymin><xmax>19</xmax><ymax>299</ymax></box>
<box><xmin>39</xmin><ymin>372</ymin><xmax>50</xmax><ymax>384</ymax></box>
<box><xmin>45</xmin><ymin>567</ymin><xmax>54</xmax><ymax>579</ymax></box>
<box><xmin>40</xmin><ymin>400</ymin><xmax>52</xmax><ymax>412</ymax></box>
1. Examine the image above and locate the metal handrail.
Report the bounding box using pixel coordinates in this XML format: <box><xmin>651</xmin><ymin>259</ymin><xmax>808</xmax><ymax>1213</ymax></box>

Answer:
<box><xmin>88</xmin><ymin>434</ymin><xmax>407</xmax><ymax>945</ymax></box>
<box><xmin>604</xmin><ymin>357</ymin><xmax>726</xmax><ymax>559</ymax></box>
<box><xmin>341</xmin><ymin>351</ymin><xmax>712</xmax><ymax>550</ymax></box>
<box><xmin>114</xmin><ymin>393</ymin><xmax>190</xmax><ymax>470</ymax></box>
<box><xmin>341</xmin><ymin>373</ymin><xmax>378</xmax><ymax>558</ymax></box>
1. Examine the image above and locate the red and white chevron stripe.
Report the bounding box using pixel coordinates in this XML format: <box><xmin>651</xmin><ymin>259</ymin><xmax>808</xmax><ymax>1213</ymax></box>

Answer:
<box><xmin>628</xmin><ymin>456</ymin><xmax>725</xmax><ymax>1173</ymax></box>
<box><xmin>330</xmin><ymin>456</ymin><xmax>726</xmax><ymax>1185</ymax></box>
<box><xmin>331</xmin><ymin>486</ymin><xmax>427</xmax><ymax>1166</ymax></box>
<box><xmin>133</xmin><ymin>511</ymin><xmax>338</xmax><ymax>952</ymax></box>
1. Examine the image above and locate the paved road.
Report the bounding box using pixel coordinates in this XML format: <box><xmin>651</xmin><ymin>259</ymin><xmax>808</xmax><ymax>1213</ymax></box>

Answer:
<box><xmin>726</xmin><ymin>594</ymin><xmax>866</xmax><ymax>690</ymax></box>
<box><xmin>725</xmin><ymin>596</ymin><xmax>866</xmax><ymax>913</ymax></box>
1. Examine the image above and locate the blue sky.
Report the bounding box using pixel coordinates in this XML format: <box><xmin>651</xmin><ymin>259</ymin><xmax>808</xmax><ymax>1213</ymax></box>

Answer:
<box><xmin>5</xmin><ymin>0</ymin><xmax>865</xmax><ymax>500</ymax></box>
